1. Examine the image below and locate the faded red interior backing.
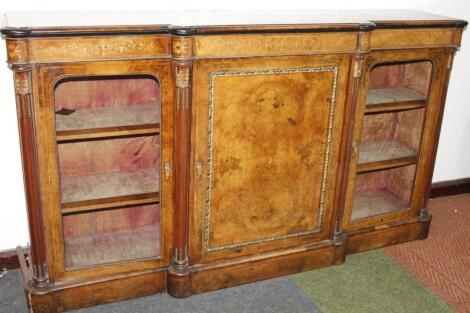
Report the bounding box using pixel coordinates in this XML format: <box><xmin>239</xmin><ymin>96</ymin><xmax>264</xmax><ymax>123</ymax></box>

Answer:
<box><xmin>54</xmin><ymin>76</ymin><xmax>161</xmax><ymax>110</ymax></box>
<box><xmin>55</xmin><ymin>76</ymin><xmax>162</xmax><ymax>269</ymax></box>
<box><xmin>353</xmin><ymin>165</ymin><xmax>417</xmax><ymax>220</ymax></box>
<box><xmin>368</xmin><ymin>61</ymin><xmax>432</xmax><ymax>94</ymax></box>
<box><xmin>63</xmin><ymin>204</ymin><xmax>161</xmax><ymax>268</ymax></box>
<box><xmin>58</xmin><ymin>136</ymin><xmax>160</xmax><ymax>178</ymax></box>
<box><xmin>54</xmin><ymin>76</ymin><xmax>162</xmax><ymax>131</ymax></box>
<box><xmin>359</xmin><ymin>108</ymin><xmax>425</xmax><ymax>164</ymax></box>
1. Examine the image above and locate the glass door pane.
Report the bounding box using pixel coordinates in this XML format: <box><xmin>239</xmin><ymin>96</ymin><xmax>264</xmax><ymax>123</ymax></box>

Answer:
<box><xmin>54</xmin><ymin>75</ymin><xmax>162</xmax><ymax>268</ymax></box>
<box><xmin>351</xmin><ymin>61</ymin><xmax>432</xmax><ymax>222</ymax></box>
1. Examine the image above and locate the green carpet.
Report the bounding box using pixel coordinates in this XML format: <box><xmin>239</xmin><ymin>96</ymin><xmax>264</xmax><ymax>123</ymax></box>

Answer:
<box><xmin>294</xmin><ymin>250</ymin><xmax>454</xmax><ymax>313</ymax></box>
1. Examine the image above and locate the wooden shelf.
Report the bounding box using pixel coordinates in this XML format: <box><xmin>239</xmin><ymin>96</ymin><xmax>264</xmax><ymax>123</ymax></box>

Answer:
<box><xmin>56</xmin><ymin>104</ymin><xmax>160</xmax><ymax>130</ymax></box>
<box><xmin>357</xmin><ymin>140</ymin><xmax>418</xmax><ymax>173</ymax></box>
<box><xmin>62</xmin><ymin>192</ymin><xmax>160</xmax><ymax>214</ymax></box>
<box><xmin>365</xmin><ymin>87</ymin><xmax>426</xmax><ymax>114</ymax></box>
<box><xmin>352</xmin><ymin>190</ymin><xmax>409</xmax><ymax>221</ymax></box>
<box><xmin>56</xmin><ymin>123</ymin><xmax>160</xmax><ymax>142</ymax></box>
<box><xmin>64</xmin><ymin>224</ymin><xmax>160</xmax><ymax>268</ymax></box>
<box><xmin>61</xmin><ymin>169</ymin><xmax>160</xmax><ymax>214</ymax></box>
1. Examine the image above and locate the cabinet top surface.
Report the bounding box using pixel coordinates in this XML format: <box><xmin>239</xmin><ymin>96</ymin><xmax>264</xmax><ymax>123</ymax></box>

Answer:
<box><xmin>0</xmin><ymin>10</ymin><xmax>467</xmax><ymax>36</ymax></box>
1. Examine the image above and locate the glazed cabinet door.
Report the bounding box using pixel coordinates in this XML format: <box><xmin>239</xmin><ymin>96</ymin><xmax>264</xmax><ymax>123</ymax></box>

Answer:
<box><xmin>190</xmin><ymin>54</ymin><xmax>351</xmax><ymax>262</ymax></box>
<box><xmin>342</xmin><ymin>49</ymin><xmax>450</xmax><ymax>231</ymax></box>
<box><xmin>33</xmin><ymin>60</ymin><xmax>174</xmax><ymax>281</ymax></box>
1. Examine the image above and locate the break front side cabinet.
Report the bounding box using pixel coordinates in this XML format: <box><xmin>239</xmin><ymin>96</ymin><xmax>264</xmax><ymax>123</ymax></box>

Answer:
<box><xmin>0</xmin><ymin>11</ymin><xmax>466</xmax><ymax>312</ymax></box>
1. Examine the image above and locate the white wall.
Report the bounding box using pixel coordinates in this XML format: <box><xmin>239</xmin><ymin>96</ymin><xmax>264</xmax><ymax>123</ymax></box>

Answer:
<box><xmin>0</xmin><ymin>0</ymin><xmax>469</xmax><ymax>251</ymax></box>
<box><xmin>422</xmin><ymin>1</ymin><xmax>470</xmax><ymax>182</ymax></box>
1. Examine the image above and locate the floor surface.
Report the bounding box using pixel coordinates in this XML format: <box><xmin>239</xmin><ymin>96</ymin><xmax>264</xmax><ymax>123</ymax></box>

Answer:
<box><xmin>385</xmin><ymin>194</ymin><xmax>470</xmax><ymax>313</ymax></box>
<box><xmin>0</xmin><ymin>270</ymin><xmax>320</xmax><ymax>313</ymax></box>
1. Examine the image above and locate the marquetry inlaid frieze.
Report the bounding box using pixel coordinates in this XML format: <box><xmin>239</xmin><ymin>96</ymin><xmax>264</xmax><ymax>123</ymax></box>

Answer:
<box><xmin>176</xmin><ymin>66</ymin><xmax>190</xmax><ymax>88</ymax></box>
<box><xmin>6</xmin><ymin>39</ymin><xmax>28</xmax><ymax>64</ymax></box>
<box><xmin>370</xmin><ymin>28</ymin><xmax>456</xmax><ymax>50</ymax></box>
<box><xmin>6</xmin><ymin>35</ymin><xmax>170</xmax><ymax>63</ymax></box>
<box><xmin>171</xmin><ymin>36</ymin><xmax>193</xmax><ymax>59</ymax></box>
<box><xmin>193</xmin><ymin>33</ymin><xmax>358</xmax><ymax>58</ymax></box>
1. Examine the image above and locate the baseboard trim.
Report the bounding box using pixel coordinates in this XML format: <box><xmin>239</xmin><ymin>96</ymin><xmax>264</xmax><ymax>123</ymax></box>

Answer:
<box><xmin>430</xmin><ymin>178</ymin><xmax>470</xmax><ymax>198</ymax></box>
<box><xmin>0</xmin><ymin>247</ymin><xmax>28</xmax><ymax>270</ymax></box>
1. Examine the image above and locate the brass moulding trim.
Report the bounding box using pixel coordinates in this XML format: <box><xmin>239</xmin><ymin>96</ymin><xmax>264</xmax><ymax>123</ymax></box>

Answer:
<box><xmin>353</xmin><ymin>59</ymin><xmax>363</xmax><ymax>78</ymax></box>
<box><xmin>176</xmin><ymin>67</ymin><xmax>190</xmax><ymax>88</ymax></box>
<box><xmin>13</xmin><ymin>70</ymin><xmax>33</xmax><ymax>119</ymax></box>
<box><xmin>204</xmin><ymin>66</ymin><xmax>339</xmax><ymax>252</ymax></box>
<box><xmin>176</xmin><ymin>87</ymin><xmax>189</xmax><ymax>110</ymax></box>
<box><xmin>14</xmin><ymin>70</ymin><xmax>32</xmax><ymax>95</ymax></box>
<box><xmin>192</xmin><ymin>50</ymin><xmax>360</xmax><ymax>60</ymax></box>
<box><xmin>8</xmin><ymin>56</ymin><xmax>172</xmax><ymax>66</ymax></box>
<box><xmin>175</xmin><ymin>66</ymin><xmax>191</xmax><ymax>109</ymax></box>
<box><xmin>172</xmin><ymin>248</ymin><xmax>188</xmax><ymax>266</ymax></box>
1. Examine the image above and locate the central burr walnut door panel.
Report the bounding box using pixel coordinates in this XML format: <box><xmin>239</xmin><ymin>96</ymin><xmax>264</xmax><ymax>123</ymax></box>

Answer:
<box><xmin>191</xmin><ymin>55</ymin><xmax>351</xmax><ymax>262</ymax></box>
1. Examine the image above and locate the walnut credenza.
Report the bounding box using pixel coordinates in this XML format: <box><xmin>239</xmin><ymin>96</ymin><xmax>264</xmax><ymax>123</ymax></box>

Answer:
<box><xmin>1</xmin><ymin>11</ymin><xmax>467</xmax><ymax>313</ymax></box>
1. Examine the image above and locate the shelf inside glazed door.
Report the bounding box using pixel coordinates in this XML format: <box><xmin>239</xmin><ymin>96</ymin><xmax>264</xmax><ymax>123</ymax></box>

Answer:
<box><xmin>351</xmin><ymin>60</ymin><xmax>432</xmax><ymax>222</ymax></box>
<box><xmin>55</xmin><ymin>76</ymin><xmax>161</xmax><ymax>141</ymax></box>
<box><xmin>357</xmin><ymin>109</ymin><xmax>424</xmax><ymax>172</ymax></box>
<box><xmin>63</xmin><ymin>204</ymin><xmax>161</xmax><ymax>268</ymax></box>
<box><xmin>365</xmin><ymin>87</ymin><xmax>426</xmax><ymax>113</ymax></box>
<box><xmin>58</xmin><ymin>136</ymin><xmax>160</xmax><ymax>214</ymax></box>
<box><xmin>54</xmin><ymin>74</ymin><xmax>163</xmax><ymax>269</ymax></box>
<box><xmin>364</xmin><ymin>61</ymin><xmax>432</xmax><ymax>114</ymax></box>
<box><xmin>352</xmin><ymin>165</ymin><xmax>416</xmax><ymax>221</ymax></box>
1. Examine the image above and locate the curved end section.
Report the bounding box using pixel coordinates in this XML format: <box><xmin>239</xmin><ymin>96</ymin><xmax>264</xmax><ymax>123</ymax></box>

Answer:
<box><xmin>167</xmin><ymin>266</ymin><xmax>193</xmax><ymax>298</ymax></box>
<box><xmin>359</xmin><ymin>23</ymin><xmax>376</xmax><ymax>32</ymax></box>
<box><xmin>455</xmin><ymin>20</ymin><xmax>469</xmax><ymax>28</ymax></box>
<box><xmin>1</xmin><ymin>27</ymin><xmax>32</xmax><ymax>38</ymax></box>
<box><xmin>169</xmin><ymin>26</ymin><xmax>198</xmax><ymax>36</ymax></box>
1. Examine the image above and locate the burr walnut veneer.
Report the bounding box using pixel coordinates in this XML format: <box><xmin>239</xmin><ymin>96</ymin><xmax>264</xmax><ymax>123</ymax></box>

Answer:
<box><xmin>1</xmin><ymin>10</ymin><xmax>466</xmax><ymax>313</ymax></box>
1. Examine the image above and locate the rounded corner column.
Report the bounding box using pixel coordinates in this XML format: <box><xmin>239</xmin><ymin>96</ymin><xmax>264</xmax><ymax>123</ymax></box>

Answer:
<box><xmin>167</xmin><ymin>265</ymin><xmax>193</xmax><ymax>298</ymax></box>
<box><xmin>10</xmin><ymin>63</ymin><xmax>49</xmax><ymax>289</ymax></box>
<box><xmin>169</xmin><ymin>33</ymin><xmax>194</xmax><ymax>298</ymax></box>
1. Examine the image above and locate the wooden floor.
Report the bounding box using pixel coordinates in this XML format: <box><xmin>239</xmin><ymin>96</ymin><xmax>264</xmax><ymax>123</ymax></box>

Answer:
<box><xmin>384</xmin><ymin>193</ymin><xmax>470</xmax><ymax>313</ymax></box>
